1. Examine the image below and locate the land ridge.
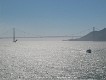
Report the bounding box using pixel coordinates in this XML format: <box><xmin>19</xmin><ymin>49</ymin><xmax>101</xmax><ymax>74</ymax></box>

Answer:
<box><xmin>68</xmin><ymin>28</ymin><xmax>106</xmax><ymax>41</ymax></box>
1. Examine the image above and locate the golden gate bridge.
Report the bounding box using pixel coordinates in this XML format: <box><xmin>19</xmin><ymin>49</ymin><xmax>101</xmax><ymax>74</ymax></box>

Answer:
<box><xmin>0</xmin><ymin>27</ymin><xmax>99</xmax><ymax>40</ymax></box>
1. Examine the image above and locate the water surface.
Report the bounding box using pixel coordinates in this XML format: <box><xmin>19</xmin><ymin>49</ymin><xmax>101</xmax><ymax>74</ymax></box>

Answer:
<box><xmin>0</xmin><ymin>41</ymin><xmax>106</xmax><ymax>80</ymax></box>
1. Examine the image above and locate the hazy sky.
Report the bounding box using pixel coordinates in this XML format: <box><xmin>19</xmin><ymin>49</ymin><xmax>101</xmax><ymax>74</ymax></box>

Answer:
<box><xmin>0</xmin><ymin>0</ymin><xmax>106</xmax><ymax>37</ymax></box>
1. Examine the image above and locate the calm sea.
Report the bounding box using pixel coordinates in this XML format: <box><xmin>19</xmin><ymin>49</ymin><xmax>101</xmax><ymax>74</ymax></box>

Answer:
<box><xmin>0</xmin><ymin>40</ymin><xmax>106</xmax><ymax>80</ymax></box>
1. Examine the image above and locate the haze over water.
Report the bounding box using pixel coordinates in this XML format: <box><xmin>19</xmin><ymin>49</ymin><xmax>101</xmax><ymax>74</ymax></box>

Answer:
<box><xmin>0</xmin><ymin>0</ymin><xmax>106</xmax><ymax>79</ymax></box>
<box><xmin>0</xmin><ymin>40</ymin><xmax>106</xmax><ymax>80</ymax></box>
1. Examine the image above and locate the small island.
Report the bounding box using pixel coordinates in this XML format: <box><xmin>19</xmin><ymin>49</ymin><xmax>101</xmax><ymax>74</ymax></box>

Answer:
<box><xmin>68</xmin><ymin>28</ymin><xmax>106</xmax><ymax>41</ymax></box>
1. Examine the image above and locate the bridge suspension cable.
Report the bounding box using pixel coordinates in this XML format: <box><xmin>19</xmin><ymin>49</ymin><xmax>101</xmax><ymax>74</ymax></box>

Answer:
<box><xmin>0</xmin><ymin>27</ymin><xmax>103</xmax><ymax>39</ymax></box>
<box><xmin>0</xmin><ymin>28</ymin><xmax>12</xmax><ymax>38</ymax></box>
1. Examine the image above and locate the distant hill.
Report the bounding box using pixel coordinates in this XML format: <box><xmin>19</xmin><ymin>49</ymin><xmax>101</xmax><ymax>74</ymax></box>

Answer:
<box><xmin>68</xmin><ymin>28</ymin><xmax>106</xmax><ymax>41</ymax></box>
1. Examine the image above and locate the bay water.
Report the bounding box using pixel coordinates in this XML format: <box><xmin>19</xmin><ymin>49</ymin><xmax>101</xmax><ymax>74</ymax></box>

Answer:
<box><xmin>0</xmin><ymin>40</ymin><xmax>106</xmax><ymax>80</ymax></box>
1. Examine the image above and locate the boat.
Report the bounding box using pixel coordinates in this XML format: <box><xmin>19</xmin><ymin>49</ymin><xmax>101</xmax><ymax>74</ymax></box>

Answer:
<box><xmin>86</xmin><ymin>49</ymin><xmax>91</xmax><ymax>53</ymax></box>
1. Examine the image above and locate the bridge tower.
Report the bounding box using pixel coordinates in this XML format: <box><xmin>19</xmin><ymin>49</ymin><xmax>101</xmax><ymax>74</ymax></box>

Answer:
<box><xmin>13</xmin><ymin>28</ymin><xmax>17</xmax><ymax>42</ymax></box>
